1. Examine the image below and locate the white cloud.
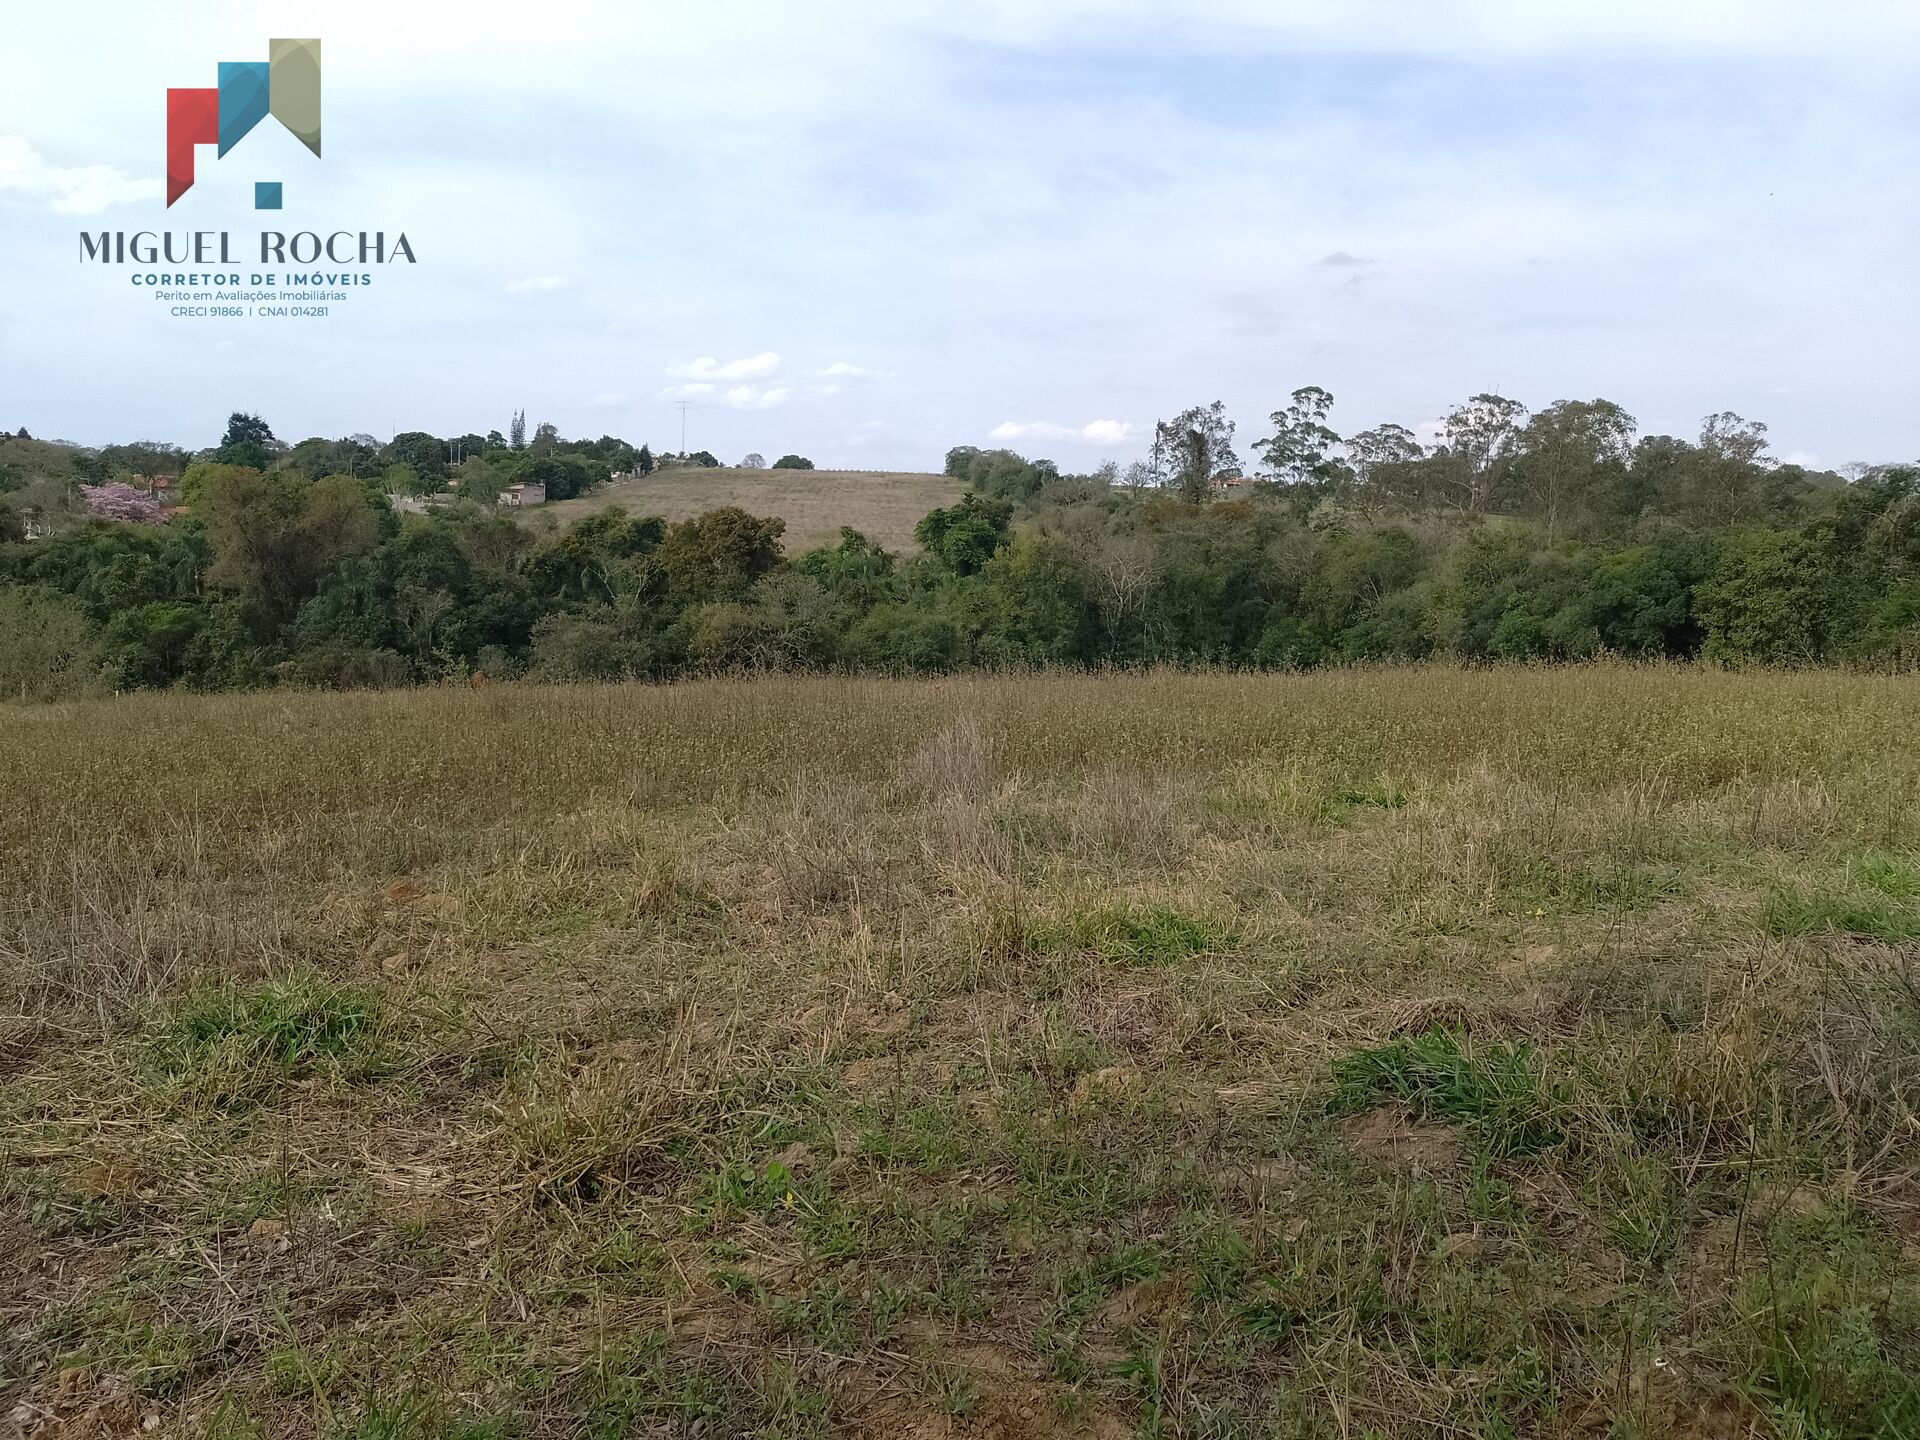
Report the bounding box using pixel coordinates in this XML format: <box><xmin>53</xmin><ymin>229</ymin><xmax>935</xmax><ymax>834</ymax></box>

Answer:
<box><xmin>804</xmin><ymin>362</ymin><xmax>893</xmax><ymax>400</ymax></box>
<box><xmin>658</xmin><ymin>381</ymin><xmax>789</xmax><ymax>410</ymax></box>
<box><xmin>0</xmin><ymin>134</ymin><xmax>158</xmax><ymax>214</ymax></box>
<box><xmin>667</xmin><ymin>352</ymin><xmax>782</xmax><ymax>382</ymax></box>
<box><xmin>583</xmin><ymin>392</ymin><xmax>631</xmax><ymax>408</ymax></box>
<box><xmin>504</xmin><ymin>275</ymin><xmax>569</xmax><ymax>295</ymax></box>
<box><xmin>724</xmin><ymin>385</ymin><xmax>789</xmax><ymax>410</ymax></box>
<box><xmin>990</xmin><ymin>420</ymin><xmax>1135</xmax><ymax>445</ymax></box>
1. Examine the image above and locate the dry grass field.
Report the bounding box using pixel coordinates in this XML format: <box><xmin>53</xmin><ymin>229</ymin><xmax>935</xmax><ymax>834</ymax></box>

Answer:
<box><xmin>540</xmin><ymin>469</ymin><xmax>966</xmax><ymax>553</ymax></box>
<box><xmin>5</xmin><ymin>667</ymin><xmax>1920</xmax><ymax>1439</ymax></box>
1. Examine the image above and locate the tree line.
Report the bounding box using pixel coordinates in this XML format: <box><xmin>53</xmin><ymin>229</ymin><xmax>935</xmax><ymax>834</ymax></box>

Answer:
<box><xmin>1</xmin><ymin>392</ymin><xmax>1916</xmax><ymax>700</ymax></box>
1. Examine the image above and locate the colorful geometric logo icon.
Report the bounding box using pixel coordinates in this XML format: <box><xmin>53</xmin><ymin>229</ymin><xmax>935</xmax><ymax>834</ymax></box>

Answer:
<box><xmin>166</xmin><ymin>39</ymin><xmax>321</xmax><ymax>208</ymax></box>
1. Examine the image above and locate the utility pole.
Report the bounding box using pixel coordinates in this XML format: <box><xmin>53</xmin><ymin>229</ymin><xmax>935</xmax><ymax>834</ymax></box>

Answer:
<box><xmin>676</xmin><ymin>401</ymin><xmax>692</xmax><ymax>455</ymax></box>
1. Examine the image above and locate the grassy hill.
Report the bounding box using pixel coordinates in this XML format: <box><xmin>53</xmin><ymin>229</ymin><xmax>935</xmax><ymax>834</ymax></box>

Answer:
<box><xmin>542</xmin><ymin>465</ymin><xmax>965</xmax><ymax>553</ymax></box>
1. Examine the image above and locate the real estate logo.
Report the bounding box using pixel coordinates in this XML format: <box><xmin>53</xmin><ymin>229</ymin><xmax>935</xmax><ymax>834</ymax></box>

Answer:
<box><xmin>166</xmin><ymin>39</ymin><xmax>322</xmax><ymax>209</ymax></box>
<box><xmin>76</xmin><ymin>37</ymin><xmax>412</xmax><ymax>322</ymax></box>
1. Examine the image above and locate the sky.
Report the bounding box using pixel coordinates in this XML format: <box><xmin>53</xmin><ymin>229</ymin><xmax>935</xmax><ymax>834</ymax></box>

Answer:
<box><xmin>1</xmin><ymin>1</ymin><xmax>1916</xmax><ymax>472</ymax></box>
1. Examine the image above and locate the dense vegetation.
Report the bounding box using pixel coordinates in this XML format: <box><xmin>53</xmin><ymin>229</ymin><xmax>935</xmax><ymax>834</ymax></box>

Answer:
<box><xmin>3</xmin><ymin>391</ymin><xmax>1917</xmax><ymax>700</ymax></box>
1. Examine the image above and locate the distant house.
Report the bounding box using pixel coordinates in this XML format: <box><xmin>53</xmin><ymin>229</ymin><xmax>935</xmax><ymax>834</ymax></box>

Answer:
<box><xmin>1209</xmin><ymin>473</ymin><xmax>1255</xmax><ymax>498</ymax></box>
<box><xmin>498</xmin><ymin>481</ymin><xmax>547</xmax><ymax>508</ymax></box>
<box><xmin>134</xmin><ymin>474</ymin><xmax>182</xmax><ymax>504</ymax></box>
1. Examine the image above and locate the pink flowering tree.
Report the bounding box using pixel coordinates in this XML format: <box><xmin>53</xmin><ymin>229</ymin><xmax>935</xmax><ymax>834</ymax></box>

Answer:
<box><xmin>81</xmin><ymin>482</ymin><xmax>170</xmax><ymax>524</ymax></box>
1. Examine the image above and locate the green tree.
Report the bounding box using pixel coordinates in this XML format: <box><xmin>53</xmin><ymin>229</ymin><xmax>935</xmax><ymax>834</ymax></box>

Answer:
<box><xmin>1437</xmin><ymin>394</ymin><xmax>1526</xmax><ymax>514</ymax></box>
<box><xmin>1696</xmin><ymin>528</ymin><xmax>1830</xmax><ymax>663</ymax></box>
<box><xmin>525</xmin><ymin>507</ymin><xmax>666</xmax><ymax>605</ymax></box>
<box><xmin>843</xmin><ymin>602</ymin><xmax>964</xmax><ymax>673</ymax></box>
<box><xmin>977</xmin><ymin>532</ymin><xmax>1097</xmax><ymax>664</ymax></box>
<box><xmin>295</xmin><ymin>519</ymin><xmax>537</xmax><ymax>674</ymax></box>
<box><xmin>1586</xmin><ymin>532</ymin><xmax>1708</xmax><ymax>657</ymax></box>
<box><xmin>213</xmin><ymin>412</ymin><xmax>277</xmax><ymax>471</ymax></box>
<box><xmin>687</xmin><ymin>573</ymin><xmax>849</xmax><ymax>671</ymax></box>
<box><xmin>528</xmin><ymin>598</ymin><xmax>678</xmax><ymax>680</ymax></box>
<box><xmin>955</xmin><ymin>450</ymin><xmax>1050</xmax><ymax>503</ymax></box>
<box><xmin>386</xmin><ymin>431</ymin><xmax>448</xmax><ymax>484</ymax></box>
<box><xmin>1344</xmin><ymin>424</ymin><xmax>1425</xmax><ymax>514</ymax></box>
<box><xmin>282</xmin><ymin>436</ymin><xmax>379</xmax><ymax>482</ymax></box>
<box><xmin>449</xmin><ymin>456</ymin><xmax>510</xmax><ymax>507</ymax></box>
<box><xmin>1689</xmin><ymin>413</ymin><xmax>1773</xmax><ymax>527</ymax></box>
<box><xmin>1511</xmin><ymin>400</ymin><xmax>1637</xmax><ymax>543</ymax></box>
<box><xmin>796</xmin><ymin>528</ymin><xmax>896</xmax><ymax>607</ymax></box>
<box><xmin>1257</xmin><ymin>386</ymin><xmax>1344</xmax><ymax>489</ymax></box>
<box><xmin>517</xmin><ymin>453</ymin><xmax>608</xmax><ymax>502</ymax></box>
<box><xmin>1300</xmin><ymin>527</ymin><xmax>1424</xmax><ymax>650</ymax></box>
<box><xmin>1428</xmin><ymin>526</ymin><xmax>1595</xmax><ymax>659</ymax></box>
<box><xmin>1154</xmin><ymin>402</ymin><xmax>1240</xmax><ymax>504</ymax></box>
<box><xmin>98</xmin><ymin>441</ymin><xmax>188</xmax><ymax>480</ymax></box>
<box><xmin>1135</xmin><ymin>498</ymin><xmax>1276</xmax><ymax>658</ymax></box>
<box><xmin>0</xmin><ymin>586</ymin><xmax>103</xmax><ymax>700</ymax></box>
<box><xmin>658</xmin><ymin>507</ymin><xmax>786</xmax><ymax>602</ymax></box>
<box><xmin>102</xmin><ymin>600</ymin><xmax>207</xmax><ymax>689</ymax></box>
<box><xmin>772</xmin><ymin>454</ymin><xmax>815</xmax><ymax>470</ymax></box>
<box><xmin>198</xmin><ymin>469</ymin><xmax>385</xmax><ymax>626</ymax></box>
<box><xmin>915</xmin><ymin>494</ymin><xmax>1013</xmax><ymax>576</ymax></box>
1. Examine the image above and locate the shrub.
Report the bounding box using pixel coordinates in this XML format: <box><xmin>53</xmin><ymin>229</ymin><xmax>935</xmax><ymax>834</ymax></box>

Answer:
<box><xmin>0</xmin><ymin>585</ymin><xmax>104</xmax><ymax>701</ymax></box>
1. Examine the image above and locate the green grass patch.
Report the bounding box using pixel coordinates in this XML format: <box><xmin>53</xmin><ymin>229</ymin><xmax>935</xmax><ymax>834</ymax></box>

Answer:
<box><xmin>1852</xmin><ymin>852</ymin><xmax>1920</xmax><ymax>899</ymax></box>
<box><xmin>1332</xmin><ymin>1028</ymin><xmax>1562</xmax><ymax>1157</ymax></box>
<box><xmin>146</xmin><ymin>977</ymin><xmax>388</xmax><ymax>1106</ymax></box>
<box><xmin>1494</xmin><ymin>851</ymin><xmax>1683</xmax><ymax>915</ymax></box>
<box><xmin>1764</xmin><ymin>889</ymin><xmax>1920</xmax><ymax>943</ymax></box>
<box><xmin>1333</xmin><ymin>780</ymin><xmax>1411</xmax><ymax>815</ymax></box>
<box><xmin>154</xmin><ymin>979</ymin><xmax>378</xmax><ymax>1068</ymax></box>
<box><xmin>1032</xmin><ymin>903</ymin><xmax>1224</xmax><ymax>966</ymax></box>
<box><xmin>1730</xmin><ymin>1202</ymin><xmax>1920</xmax><ymax>1437</ymax></box>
